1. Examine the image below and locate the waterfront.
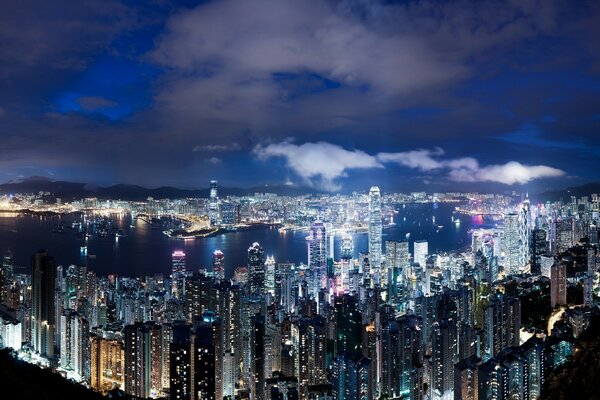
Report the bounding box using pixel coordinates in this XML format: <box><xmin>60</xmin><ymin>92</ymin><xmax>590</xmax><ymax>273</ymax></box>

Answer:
<box><xmin>0</xmin><ymin>203</ymin><xmax>494</xmax><ymax>278</ymax></box>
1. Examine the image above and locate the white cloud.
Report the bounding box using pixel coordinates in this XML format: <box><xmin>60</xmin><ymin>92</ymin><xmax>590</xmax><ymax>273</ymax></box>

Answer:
<box><xmin>448</xmin><ymin>161</ymin><xmax>565</xmax><ymax>185</ymax></box>
<box><xmin>254</xmin><ymin>141</ymin><xmax>566</xmax><ymax>189</ymax></box>
<box><xmin>206</xmin><ymin>157</ymin><xmax>222</xmax><ymax>165</ymax></box>
<box><xmin>379</xmin><ymin>148</ymin><xmax>565</xmax><ymax>184</ymax></box>
<box><xmin>253</xmin><ymin>141</ymin><xmax>382</xmax><ymax>191</ymax></box>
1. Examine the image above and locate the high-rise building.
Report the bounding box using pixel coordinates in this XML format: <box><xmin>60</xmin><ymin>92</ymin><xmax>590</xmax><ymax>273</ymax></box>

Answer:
<box><xmin>485</xmin><ymin>294</ymin><xmax>521</xmax><ymax>358</ymax></box>
<box><xmin>212</xmin><ymin>250</ymin><xmax>225</xmax><ymax>281</ymax></box>
<box><xmin>172</xmin><ymin>251</ymin><xmax>186</xmax><ymax>300</ymax></box>
<box><xmin>530</xmin><ymin>228</ymin><xmax>547</xmax><ymax>275</ymax></box>
<box><xmin>90</xmin><ymin>335</ymin><xmax>125</xmax><ymax>393</ymax></box>
<box><xmin>413</xmin><ymin>240</ymin><xmax>428</xmax><ymax>270</ymax></box>
<box><xmin>0</xmin><ymin>250</ymin><xmax>14</xmax><ymax>305</ymax></box>
<box><xmin>170</xmin><ymin>323</ymin><xmax>192</xmax><ymax>400</ymax></box>
<box><xmin>209</xmin><ymin>180</ymin><xmax>219</xmax><ymax>226</ymax></box>
<box><xmin>31</xmin><ymin>250</ymin><xmax>56</xmax><ymax>360</ymax></box>
<box><xmin>550</xmin><ymin>262</ymin><xmax>567</xmax><ymax>308</ymax></box>
<box><xmin>519</xmin><ymin>198</ymin><xmax>531</xmax><ymax>268</ymax></box>
<box><xmin>124</xmin><ymin>322</ymin><xmax>166</xmax><ymax>398</ymax></box>
<box><xmin>503</xmin><ymin>213</ymin><xmax>523</xmax><ymax>275</ymax></box>
<box><xmin>555</xmin><ymin>218</ymin><xmax>574</xmax><ymax>254</ymax></box>
<box><xmin>431</xmin><ymin>319</ymin><xmax>457</xmax><ymax>398</ymax></box>
<box><xmin>248</xmin><ymin>242</ymin><xmax>266</xmax><ymax>295</ymax></box>
<box><xmin>332</xmin><ymin>352</ymin><xmax>372</xmax><ymax>400</ymax></box>
<box><xmin>368</xmin><ymin>186</ymin><xmax>383</xmax><ymax>275</ymax></box>
<box><xmin>308</xmin><ymin>220</ymin><xmax>327</xmax><ymax>299</ymax></box>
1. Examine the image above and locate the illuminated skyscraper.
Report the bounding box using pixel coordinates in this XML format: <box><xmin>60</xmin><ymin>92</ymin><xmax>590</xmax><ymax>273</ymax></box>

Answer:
<box><xmin>31</xmin><ymin>250</ymin><xmax>56</xmax><ymax>360</ymax></box>
<box><xmin>248</xmin><ymin>242</ymin><xmax>266</xmax><ymax>295</ymax></box>
<box><xmin>518</xmin><ymin>198</ymin><xmax>531</xmax><ymax>269</ymax></box>
<box><xmin>172</xmin><ymin>251</ymin><xmax>186</xmax><ymax>300</ymax></box>
<box><xmin>308</xmin><ymin>220</ymin><xmax>327</xmax><ymax>299</ymax></box>
<box><xmin>368</xmin><ymin>186</ymin><xmax>383</xmax><ymax>275</ymax></box>
<box><xmin>413</xmin><ymin>240</ymin><xmax>428</xmax><ymax>269</ymax></box>
<box><xmin>503</xmin><ymin>213</ymin><xmax>521</xmax><ymax>275</ymax></box>
<box><xmin>212</xmin><ymin>249</ymin><xmax>225</xmax><ymax>281</ymax></box>
<box><xmin>90</xmin><ymin>335</ymin><xmax>125</xmax><ymax>393</ymax></box>
<box><xmin>209</xmin><ymin>180</ymin><xmax>219</xmax><ymax>226</ymax></box>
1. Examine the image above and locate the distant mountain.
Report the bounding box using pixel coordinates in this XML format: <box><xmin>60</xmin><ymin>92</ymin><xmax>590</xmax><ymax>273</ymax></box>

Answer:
<box><xmin>0</xmin><ymin>177</ymin><xmax>318</xmax><ymax>201</ymax></box>
<box><xmin>533</xmin><ymin>182</ymin><xmax>600</xmax><ymax>203</ymax></box>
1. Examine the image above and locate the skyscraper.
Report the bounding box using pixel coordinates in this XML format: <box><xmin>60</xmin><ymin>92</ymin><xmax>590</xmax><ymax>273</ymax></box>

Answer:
<box><xmin>212</xmin><ymin>249</ymin><xmax>225</xmax><ymax>281</ymax></box>
<box><xmin>172</xmin><ymin>251</ymin><xmax>186</xmax><ymax>300</ymax></box>
<box><xmin>503</xmin><ymin>213</ymin><xmax>522</xmax><ymax>275</ymax></box>
<box><xmin>209</xmin><ymin>180</ymin><xmax>219</xmax><ymax>226</ymax></box>
<box><xmin>550</xmin><ymin>262</ymin><xmax>567</xmax><ymax>308</ymax></box>
<box><xmin>530</xmin><ymin>228</ymin><xmax>547</xmax><ymax>275</ymax></box>
<box><xmin>248</xmin><ymin>242</ymin><xmax>266</xmax><ymax>295</ymax></box>
<box><xmin>413</xmin><ymin>240</ymin><xmax>428</xmax><ymax>269</ymax></box>
<box><xmin>308</xmin><ymin>220</ymin><xmax>327</xmax><ymax>299</ymax></box>
<box><xmin>31</xmin><ymin>250</ymin><xmax>56</xmax><ymax>360</ymax></box>
<box><xmin>368</xmin><ymin>186</ymin><xmax>383</xmax><ymax>276</ymax></box>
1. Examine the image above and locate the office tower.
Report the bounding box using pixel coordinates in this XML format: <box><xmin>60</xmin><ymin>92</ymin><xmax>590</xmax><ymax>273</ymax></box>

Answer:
<box><xmin>308</xmin><ymin>220</ymin><xmax>327</xmax><ymax>299</ymax></box>
<box><xmin>209</xmin><ymin>180</ymin><xmax>219</xmax><ymax>226</ymax></box>
<box><xmin>431</xmin><ymin>319</ymin><xmax>457</xmax><ymax>398</ymax></box>
<box><xmin>530</xmin><ymin>229</ymin><xmax>547</xmax><ymax>275</ymax></box>
<box><xmin>413</xmin><ymin>240</ymin><xmax>428</xmax><ymax>269</ymax></box>
<box><xmin>519</xmin><ymin>198</ymin><xmax>531</xmax><ymax>268</ymax></box>
<box><xmin>170</xmin><ymin>323</ymin><xmax>192</xmax><ymax>400</ymax></box>
<box><xmin>90</xmin><ymin>335</ymin><xmax>125</xmax><ymax>393</ymax></box>
<box><xmin>503</xmin><ymin>212</ymin><xmax>524</xmax><ymax>275</ymax></box>
<box><xmin>265</xmin><ymin>255</ymin><xmax>276</xmax><ymax>297</ymax></box>
<box><xmin>386</xmin><ymin>240</ymin><xmax>409</xmax><ymax>309</ymax></box>
<box><xmin>485</xmin><ymin>294</ymin><xmax>521</xmax><ymax>358</ymax></box>
<box><xmin>248</xmin><ymin>242</ymin><xmax>266</xmax><ymax>295</ymax></box>
<box><xmin>172</xmin><ymin>251</ymin><xmax>187</xmax><ymax>300</ymax></box>
<box><xmin>31</xmin><ymin>250</ymin><xmax>56</xmax><ymax>360</ymax></box>
<box><xmin>212</xmin><ymin>249</ymin><xmax>225</xmax><ymax>281</ymax></box>
<box><xmin>550</xmin><ymin>262</ymin><xmax>567</xmax><ymax>308</ymax></box>
<box><xmin>555</xmin><ymin>218</ymin><xmax>574</xmax><ymax>254</ymax></box>
<box><xmin>332</xmin><ymin>352</ymin><xmax>372</xmax><ymax>400</ymax></box>
<box><xmin>369</xmin><ymin>186</ymin><xmax>383</xmax><ymax>274</ymax></box>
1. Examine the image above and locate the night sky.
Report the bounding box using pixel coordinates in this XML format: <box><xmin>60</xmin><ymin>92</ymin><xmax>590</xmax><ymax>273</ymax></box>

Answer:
<box><xmin>1</xmin><ymin>0</ymin><xmax>599</xmax><ymax>193</ymax></box>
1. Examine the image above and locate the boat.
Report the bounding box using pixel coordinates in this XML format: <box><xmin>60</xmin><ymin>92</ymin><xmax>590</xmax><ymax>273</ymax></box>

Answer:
<box><xmin>116</xmin><ymin>229</ymin><xmax>127</xmax><ymax>238</ymax></box>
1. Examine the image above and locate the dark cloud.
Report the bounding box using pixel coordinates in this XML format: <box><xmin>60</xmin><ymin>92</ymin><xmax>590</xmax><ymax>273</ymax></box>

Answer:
<box><xmin>0</xmin><ymin>0</ymin><xmax>598</xmax><ymax>190</ymax></box>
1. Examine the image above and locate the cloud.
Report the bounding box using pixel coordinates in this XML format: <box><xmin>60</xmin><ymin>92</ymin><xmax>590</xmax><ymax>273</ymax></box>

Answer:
<box><xmin>448</xmin><ymin>162</ymin><xmax>565</xmax><ymax>185</ymax></box>
<box><xmin>193</xmin><ymin>143</ymin><xmax>241</xmax><ymax>153</ymax></box>
<box><xmin>254</xmin><ymin>141</ymin><xmax>566</xmax><ymax>189</ymax></box>
<box><xmin>77</xmin><ymin>96</ymin><xmax>117</xmax><ymax>111</ymax></box>
<box><xmin>253</xmin><ymin>141</ymin><xmax>382</xmax><ymax>191</ymax></box>
<box><xmin>378</xmin><ymin>148</ymin><xmax>565</xmax><ymax>185</ymax></box>
<box><xmin>206</xmin><ymin>157</ymin><xmax>222</xmax><ymax>165</ymax></box>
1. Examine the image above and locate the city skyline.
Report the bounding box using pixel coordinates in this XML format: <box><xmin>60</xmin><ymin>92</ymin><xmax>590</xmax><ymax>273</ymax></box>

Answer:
<box><xmin>1</xmin><ymin>1</ymin><xmax>599</xmax><ymax>192</ymax></box>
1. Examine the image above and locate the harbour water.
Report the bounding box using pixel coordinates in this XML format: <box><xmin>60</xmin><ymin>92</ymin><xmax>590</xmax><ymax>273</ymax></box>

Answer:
<box><xmin>0</xmin><ymin>203</ymin><xmax>494</xmax><ymax>278</ymax></box>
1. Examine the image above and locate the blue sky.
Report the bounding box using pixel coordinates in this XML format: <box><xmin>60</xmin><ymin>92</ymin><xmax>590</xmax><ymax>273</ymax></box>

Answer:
<box><xmin>0</xmin><ymin>0</ymin><xmax>599</xmax><ymax>192</ymax></box>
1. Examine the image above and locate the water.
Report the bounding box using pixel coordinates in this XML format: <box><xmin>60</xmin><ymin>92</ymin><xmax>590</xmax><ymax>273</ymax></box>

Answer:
<box><xmin>0</xmin><ymin>203</ymin><xmax>493</xmax><ymax>278</ymax></box>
